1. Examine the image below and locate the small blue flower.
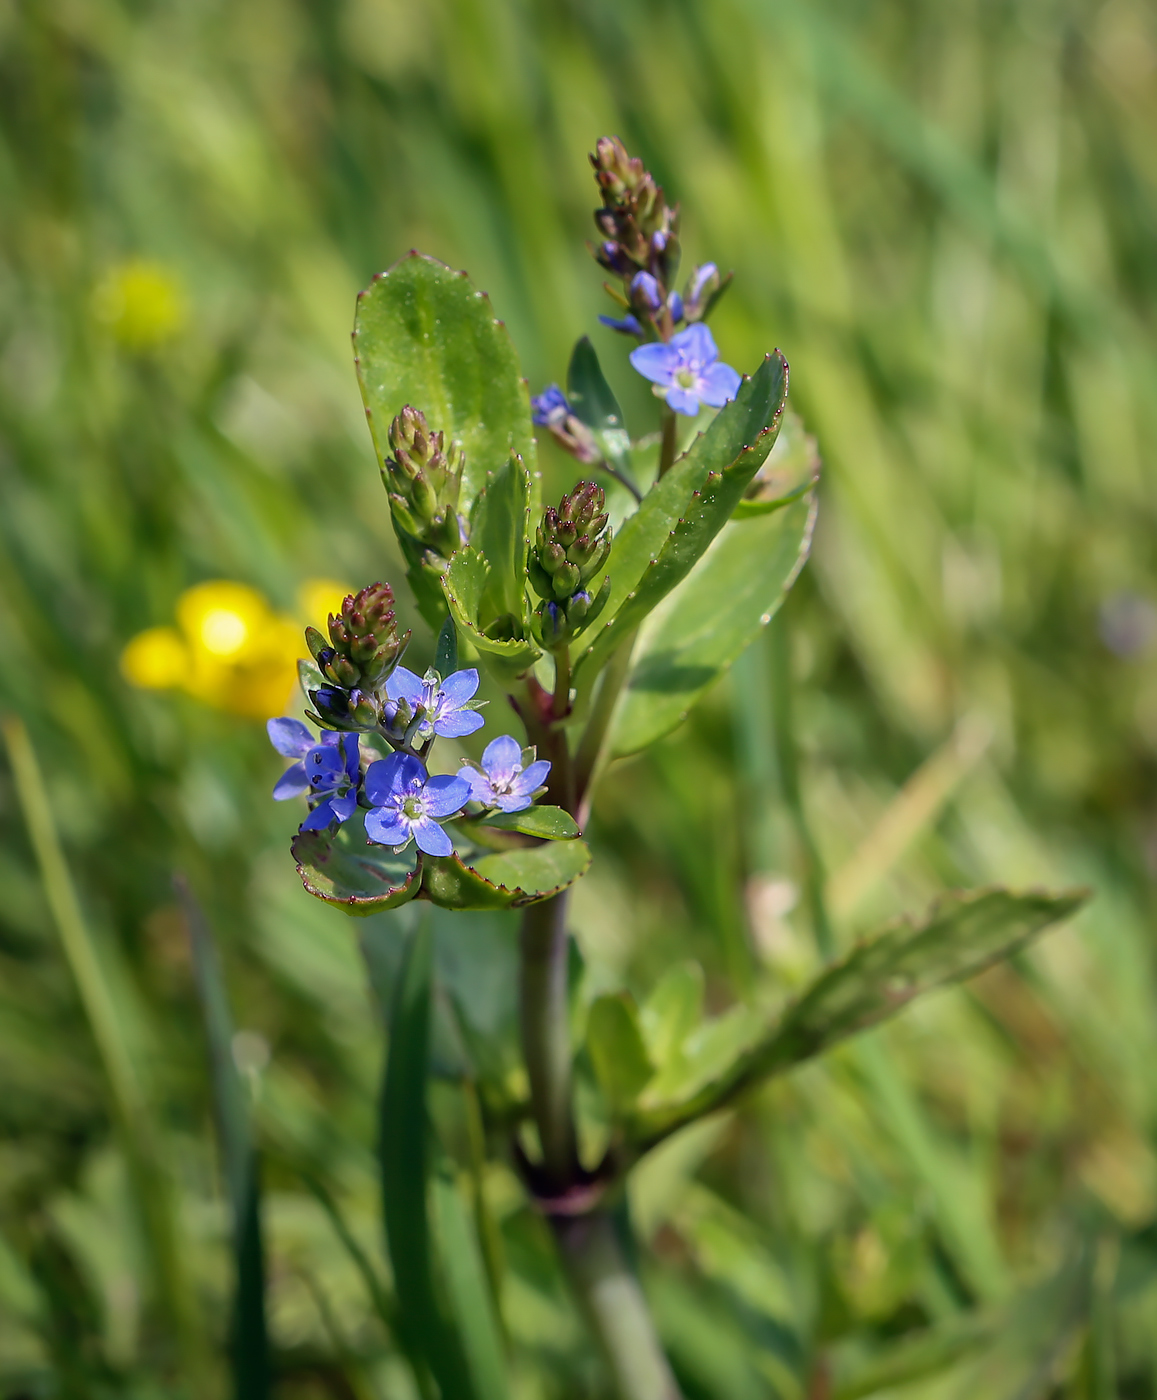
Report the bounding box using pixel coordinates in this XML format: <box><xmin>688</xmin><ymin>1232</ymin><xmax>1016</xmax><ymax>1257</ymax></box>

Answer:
<box><xmin>267</xmin><ymin>717</ymin><xmax>361</xmax><ymax>831</ymax></box>
<box><xmin>667</xmin><ymin>291</ymin><xmax>684</xmax><ymax>324</ymax></box>
<box><xmin>364</xmin><ymin>751</ymin><xmax>470</xmax><ymax>857</ymax></box>
<box><xmin>383</xmin><ymin>666</ymin><xmax>485</xmax><ymax>742</ymax></box>
<box><xmin>598</xmin><ymin>312</ymin><xmax>644</xmax><ymax>339</ymax></box>
<box><xmin>531</xmin><ymin>385</ymin><xmax>570</xmax><ymax>427</ymax></box>
<box><xmin>461</xmin><ymin>734</ymin><xmax>551</xmax><ymax>814</ymax></box>
<box><xmin>628</xmin><ymin>323</ymin><xmax>741</xmax><ymax>417</ymax></box>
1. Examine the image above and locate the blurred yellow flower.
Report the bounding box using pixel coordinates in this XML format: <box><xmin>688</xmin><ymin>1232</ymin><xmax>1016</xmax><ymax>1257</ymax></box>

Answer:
<box><xmin>92</xmin><ymin>258</ymin><xmax>188</xmax><ymax>351</ymax></box>
<box><xmin>120</xmin><ymin>578</ymin><xmax>353</xmax><ymax>721</ymax></box>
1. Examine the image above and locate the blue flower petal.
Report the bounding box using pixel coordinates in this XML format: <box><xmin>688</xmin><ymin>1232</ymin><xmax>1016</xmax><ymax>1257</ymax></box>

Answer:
<box><xmin>412</xmin><ymin>816</ymin><xmax>453</xmax><ymax>857</ymax></box>
<box><xmin>438</xmin><ymin>668</ymin><xmax>480</xmax><ymax>705</ymax></box>
<box><xmin>273</xmin><ymin>762</ymin><xmax>310</xmax><ymax>800</ymax></box>
<box><xmin>386</xmin><ymin>667</ymin><xmax>426</xmax><ymax>707</ymax></box>
<box><xmin>340</xmin><ymin>733</ymin><xmax>361</xmax><ymax>783</ymax></box>
<box><xmin>494</xmin><ymin>792</ymin><xmax>533</xmax><ymax>813</ymax></box>
<box><xmin>515</xmin><ymin>758</ymin><xmax>551</xmax><ymax>793</ymax></box>
<box><xmin>424</xmin><ymin>774</ymin><xmax>471</xmax><ymax>818</ymax></box>
<box><xmin>267</xmin><ymin>717</ymin><xmax>314</xmax><ymax>758</ymax></box>
<box><xmin>433</xmin><ymin>708</ymin><xmax>486</xmax><ymax>739</ymax></box>
<box><xmin>630</xmin><ymin>341</ymin><xmax>679</xmax><ymax>386</ymax></box>
<box><xmin>665</xmin><ymin>386</ymin><xmax>701</xmax><ymax>416</ymax></box>
<box><xmin>598</xmin><ymin>313</ymin><xmax>644</xmax><ymax>338</ymax></box>
<box><xmin>698</xmin><ymin>361</ymin><xmax>742</xmax><ymax>408</ymax></box>
<box><xmin>672</xmin><ymin>321</ymin><xmax>718</xmax><ymax>366</ymax></box>
<box><xmin>300</xmin><ymin>798</ymin><xmax>340</xmax><ymax>831</ymax></box>
<box><xmin>328</xmin><ymin>791</ymin><xmax>358</xmax><ymax>823</ymax></box>
<box><xmin>365</xmin><ymin>808</ymin><xmax>411</xmax><ymax>847</ymax></box>
<box><xmin>307</xmin><ymin>746</ymin><xmax>346</xmax><ymax>790</ymax></box>
<box><xmin>365</xmin><ymin>751</ymin><xmax>427</xmax><ymax>805</ymax></box>
<box><xmin>461</xmin><ymin>767</ymin><xmax>494</xmax><ymax>804</ymax></box>
<box><xmin>481</xmin><ymin>734</ymin><xmax>522</xmax><ymax>784</ymax></box>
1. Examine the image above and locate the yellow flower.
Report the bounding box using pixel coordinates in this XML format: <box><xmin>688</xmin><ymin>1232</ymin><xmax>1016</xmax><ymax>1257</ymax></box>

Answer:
<box><xmin>93</xmin><ymin>259</ymin><xmax>187</xmax><ymax>351</ymax></box>
<box><xmin>121</xmin><ymin>578</ymin><xmax>355</xmax><ymax>721</ymax></box>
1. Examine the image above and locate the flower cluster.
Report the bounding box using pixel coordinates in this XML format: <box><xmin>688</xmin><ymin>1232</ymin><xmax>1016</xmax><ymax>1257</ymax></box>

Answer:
<box><xmin>528</xmin><ymin>482</ymin><xmax>613</xmax><ymax>649</ymax></box>
<box><xmin>271</xmin><ymin>597</ymin><xmax>551</xmax><ymax>856</ymax></box>
<box><xmin>381</xmin><ymin>405</ymin><xmax>467</xmax><ymax>561</ymax></box>
<box><xmin>590</xmin><ymin>137</ymin><xmax>728</xmax><ymax>351</ymax></box>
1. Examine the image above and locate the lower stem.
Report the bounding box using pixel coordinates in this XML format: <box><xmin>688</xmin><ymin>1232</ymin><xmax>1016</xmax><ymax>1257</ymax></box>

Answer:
<box><xmin>553</xmin><ymin>1212</ymin><xmax>683</xmax><ymax>1400</ymax></box>
<box><xmin>519</xmin><ymin>891</ymin><xmax>578</xmax><ymax>1190</ymax></box>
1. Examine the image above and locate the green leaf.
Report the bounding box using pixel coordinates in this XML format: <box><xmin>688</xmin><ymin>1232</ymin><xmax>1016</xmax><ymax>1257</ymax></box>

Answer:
<box><xmin>421</xmin><ymin>840</ymin><xmax>591</xmax><ymax>911</ymax></box>
<box><xmin>472</xmin><ymin>805</ymin><xmax>579</xmax><ymax>841</ymax></box>
<box><xmin>567</xmin><ymin>336</ymin><xmax>632</xmax><ymax>471</ymax></box>
<box><xmin>611</xmin><ymin>491</ymin><xmax>817</xmax><ymax>756</ymax></box>
<box><xmin>574</xmin><ymin>352</ymin><xmax>789</xmax><ymax>683</ymax></box>
<box><xmin>731</xmin><ymin>407</ymin><xmax>820</xmax><ymax>519</ymax></box>
<box><xmin>442</xmin><ymin>547</ymin><xmax>541</xmax><ymax>682</ymax></box>
<box><xmin>470</xmin><ymin>453</ymin><xmax>534</xmax><ymax>624</ymax></box>
<box><xmin>431</xmin><ymin>1173</ymin><xmax>510</xmax><ymax>1400</ymax></box>
<box><xmin>292</xmin><ymin>811</ymin><xmax>422</xmax><ymax>916</ymax></box>
<box><xmin>354</xmin><ymin>252</ymin><xmax>536</xmax><ymax>502</ymax></box>
<box><xmin>634</xmin><ymin>886</ymin><xmax>1088</xmax><ymax>1147</ymax></box>
<box><xmin>639</xmin><ymin>961</ymin><xmax>705</xmax><ymax>1067</ymax></box>
<box><xmin>586</xmin><ymin>992</ymin><xmax>655</xmax><ymax>1114</ymax></box>
<box><xmin>181</xmin><ymin>884</ymin><xmax>270</xmax><ymax>1400</ymax></box>
<box><xmin>435</xmin><ymin>614</ymin><xmax>459</xmax><ymax>677</ymax></box>
<box><xmin>380</xmin><ymin>920</ymin><xmax>478</xmax><ymax>1399</ymax></box>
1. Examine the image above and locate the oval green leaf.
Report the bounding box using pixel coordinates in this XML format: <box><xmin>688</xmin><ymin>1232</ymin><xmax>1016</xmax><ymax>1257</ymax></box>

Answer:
<box><xmin>611</xmin><ymin>491</ymin><xmax>817</xmax><ymax>756</ymax></box>
<box><xmin>422</xmin><ymin>839</ymin><xmax>591</xmax><ymax>911</ymax></box>
<box><xmin>354</xmin><ymin>252</ymin><xmax>536</xmax><ymax>501</ymax></box>
<box><xmin>292</xmin><ymin>811</ymin><xmax>422</xmax><ymax>916</ymax></box>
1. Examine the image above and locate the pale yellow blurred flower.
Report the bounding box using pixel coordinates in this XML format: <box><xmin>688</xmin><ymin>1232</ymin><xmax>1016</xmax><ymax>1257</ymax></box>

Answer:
<box><xmin>93</xmin><ymin>258</ymin><xmax>188</xmax><ymax>351</ymax></box>
<box><xmin>120</xmin><ymin>577</ymin><xmax>352</xmax><ymax>721</ymax></box>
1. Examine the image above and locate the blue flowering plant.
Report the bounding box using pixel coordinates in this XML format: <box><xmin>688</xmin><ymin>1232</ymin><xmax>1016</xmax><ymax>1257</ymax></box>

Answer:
<box><xmin>261</xmin><ymin>137</ymin><xmax>1086</xmax><ymax>1400</ymax></box>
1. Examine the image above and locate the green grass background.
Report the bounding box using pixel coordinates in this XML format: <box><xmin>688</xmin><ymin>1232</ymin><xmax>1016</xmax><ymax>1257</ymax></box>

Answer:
<box><xmin>1</xmin><ymin>0</ymin><xmax>1156</xmax><ymax>1394</ymax></box>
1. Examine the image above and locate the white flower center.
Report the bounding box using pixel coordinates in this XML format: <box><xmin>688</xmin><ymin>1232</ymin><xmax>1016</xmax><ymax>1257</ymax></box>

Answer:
<box><xmin>675</xmin><ymin>368</ymin><xmax>697</xmax><ymax>389</ymax></box>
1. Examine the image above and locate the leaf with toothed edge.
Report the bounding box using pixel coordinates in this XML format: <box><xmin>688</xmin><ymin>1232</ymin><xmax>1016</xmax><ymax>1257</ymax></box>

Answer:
<box><xmin>610</xmin><ymin>490</ymin><xmax>818</xmax><ymax>756</ymax></box>
<box><xmin>292</xmin><ymin>811</ymin><xmax>421</xmax><ymax>916</ymax></box>
<box><xmin>468</xmin><ymin>451</ymin><xmax>535</xmax><ymax>625</ymax></box>
<box><xmin>573</xmin><ymin>351</ymin><xmax>789</xmax><ymax>683</ymax></box>
<box><xmin>421</xmin><ymin>840</ymin><xmax>591</xmax><ymax>911</ymax></box>
<box><xmin>442</xmin><ymin>547</ymin><xmax>541</xmax><ymax>681</ymax></box>
<box><xmin>354</xmin><ymin>252</ymin><xmax>536</xmax><ymax>503</ymax></box>
<box><xmin>628</xmin><ymin>885</ymin><xmax>1089</xmax><ymax>1150</ymax></box>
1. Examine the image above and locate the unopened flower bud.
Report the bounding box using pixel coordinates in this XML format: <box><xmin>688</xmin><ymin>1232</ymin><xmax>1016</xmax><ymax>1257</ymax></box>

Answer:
<box><xmin>531</xmin><ymin>386</ymin><xmax>601</xmax><ymax>465</ymax></box>
<box><xmin>307</xmin><ymin>685</ymin><xmax>381</xmax><ymax>733</ymax></box>
<box><xmin>319</xmin><ymin>581</ymin><xmax>409</xmax><ymax>690</ymax></box>
<box><xmin>382</xmin><ymin>406</ymin><xmax>466</xmax><ymax>558</ymax></box>
<box><xmin>630</xmin><ymin>271</ymin><xmax>663</xmax><ymax>315</ymax></box>
<box><xmin>528</xmin><ymin>482</ymin><xmax>613</xmax><ymax>605</ymax></box>
<box><xmin>683</xmin><ymin>263</ymin><xmax>724</xmax><ymax>322</ymax></box>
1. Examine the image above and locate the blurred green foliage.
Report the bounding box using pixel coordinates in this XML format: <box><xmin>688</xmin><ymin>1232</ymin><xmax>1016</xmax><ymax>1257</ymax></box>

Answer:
<box><xmin>2</xmin><ymin>0</ymin><xmax>1157</xmax><ymax>1395</ymax></box>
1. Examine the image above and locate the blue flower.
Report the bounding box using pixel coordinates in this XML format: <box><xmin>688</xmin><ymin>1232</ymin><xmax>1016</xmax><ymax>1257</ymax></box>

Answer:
<box><xmin>383</xmin><ymin>666</ymin><xmax>486</xmax><ymax>742</ymax></box>
<box><xmin>531</xmin><ymin>384</ymin><xmax>570</xmax><ymax>427</ymax></box>
<box><xmin>598</xmin><ymin>312</ymin><xmax>644</xmax><ymax>339</ymax></box>
<box><xmin>267</xmin><ymin>717</ymin><xmax>361</xmax><ymax>831</ymax></box>
<box><xmin>461</xmin><ymin>734</ymin><xmax>551</xmax><ymax>813</ymax></box>
<box><xmin>364</xmin><ymin>751</ymin><xmax>470</xmax><ymax>857</ymax></box>
<box><xmin>629</xmin><ymin>323</ymin><xmax>741</xmax><ymax>417</ymax></box>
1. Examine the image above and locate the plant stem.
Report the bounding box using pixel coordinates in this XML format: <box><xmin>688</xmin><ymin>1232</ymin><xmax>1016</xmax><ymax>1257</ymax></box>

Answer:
<box><xmin>574</xmin><ymin>630</ymin><xmax>637</xmax><ymax>820</ymax></box>
<box><xmin>519</xmin><ymin>891</ymin><xmax>579</xmax><ymax>1190</ymax></box>
<box><xmin>553</xmin><ymin>1212</ymin><xmax>682</xmax><ymax>1400</ymax></box>
<box><xmin>658</xmin><ymin>405</ymin><xmax>678</xmax><ymax>477</ymax></box>
<box><xmin>601</xmin><ymin>456</ymin><xmax>643</xmax><ymax>502</ymax></box>
<box><xmin>552</xmin><ymin>644</ymin><xmax>571</xmax><ymax>721</ymax></box>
